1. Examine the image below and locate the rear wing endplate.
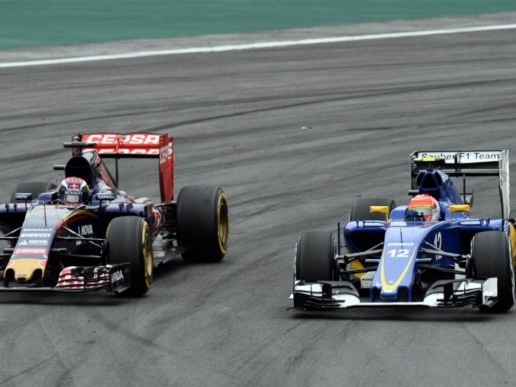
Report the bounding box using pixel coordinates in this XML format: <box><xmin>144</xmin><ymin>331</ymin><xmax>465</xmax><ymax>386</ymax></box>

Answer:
<box><xmin>410</xmin><ymin>150</ymin><xmax>510</xmax><ymax>218</ymax></box>
<box><xmin>65</xmin><ymin>133</ymin><xmax>174</xmax><ymax>203</ymax></box>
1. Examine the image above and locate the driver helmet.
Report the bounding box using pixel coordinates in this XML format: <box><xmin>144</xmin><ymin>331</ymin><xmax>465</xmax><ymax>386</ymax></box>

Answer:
<box><xmin>407</xmin><ymin>194</ymin><xmax>440</xmax><ymax>221</ymax></box>
<box><xmin>58</xmin><ymin>177</ymin><xmax>90</xmax><ymax>205</ymax></box>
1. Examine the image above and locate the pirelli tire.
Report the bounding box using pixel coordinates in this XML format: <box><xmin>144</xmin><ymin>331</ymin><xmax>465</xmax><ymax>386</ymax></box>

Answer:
<box><xmin>107</xmin><ymin>216</ymin><xmax>153</xmax><ymax>297</ymax></box>
<box><xmin>295</xmin><ymin>231</ymin><xmax>335</xmax><ymax>282</ymax></box>
<box><xmin>471</xmin><ymin>231</ymin><xmax>515</xmax><ymax>312</ymax></box>
<box><xmin>10</xmin><ymin>181</ymin><xmax>56</xmax><ymax>202</ymax></box>
<box><xmin>177</xmin><ymin>185</ymin><xmax>229</xmax><ymax>263</ymax></box>
<box><xmin>349</xmin><ymin>198</ymin><xmax>396</xmax><ymax>221</ymax></box>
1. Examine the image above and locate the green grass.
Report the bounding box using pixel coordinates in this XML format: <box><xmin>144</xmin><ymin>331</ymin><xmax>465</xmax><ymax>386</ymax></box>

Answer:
<box><xmin>1</xmin><ymin>0</ymin><xmax>516</xmax><ymax>48</ymax></box>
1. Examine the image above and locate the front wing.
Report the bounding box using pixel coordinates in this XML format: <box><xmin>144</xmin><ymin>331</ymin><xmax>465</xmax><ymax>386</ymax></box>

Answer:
<box><xmin>0</xmin><ymin>264</ymin><xmax>131</xmax><ymax>294</ymax></box>
<box><xmin>290</xmin><ymin>278</ymin><xmax>498</xmax><ymax>310</ymax></box>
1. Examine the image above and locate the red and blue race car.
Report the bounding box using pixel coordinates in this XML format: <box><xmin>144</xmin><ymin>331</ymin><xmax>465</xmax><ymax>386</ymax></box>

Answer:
<box><xmin>292</xmin><ymin>150</ymin><xmax>515</xmax><ymax>312</ymax></box>
<box><xmin>0</xmin><ymin>132</ymin><xmax>229</xmax><ymax>296</ymax></box>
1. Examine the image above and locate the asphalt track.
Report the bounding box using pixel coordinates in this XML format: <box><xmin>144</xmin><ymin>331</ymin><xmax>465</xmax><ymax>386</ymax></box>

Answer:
<box><xmin>1</xmin><ymin>14</ymin><xmax>516</xmax><ymax>387</ymax></box>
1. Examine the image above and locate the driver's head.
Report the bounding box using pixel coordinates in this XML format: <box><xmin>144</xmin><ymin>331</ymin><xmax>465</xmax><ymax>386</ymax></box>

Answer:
<box><xmin>58</xmin><ymin>177</ymin><xmax>90</xmax><ymax>205</ymax></box>
<box><xmin>407</xmin><ymin>194</ymin><xmax>440</xmax><ymax>221</ymax></box>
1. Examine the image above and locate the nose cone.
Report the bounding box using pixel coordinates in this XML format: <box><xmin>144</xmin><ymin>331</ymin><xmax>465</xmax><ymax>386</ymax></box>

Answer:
<box><xmin>7</xmin><ymin>259</ymin><xmax>44</xmax><ymax>283</ymax></box>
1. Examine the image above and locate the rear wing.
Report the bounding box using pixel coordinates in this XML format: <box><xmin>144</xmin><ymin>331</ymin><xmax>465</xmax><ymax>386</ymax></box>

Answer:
<box><xmin>66</xmin><ymin>133</ymin><xmax>174</xmax><ymax>203</ymax></box>
<box><xmin>410</xmin><ymin>150</ymin><xmax>510</xmax><ymax>218</ymax></box>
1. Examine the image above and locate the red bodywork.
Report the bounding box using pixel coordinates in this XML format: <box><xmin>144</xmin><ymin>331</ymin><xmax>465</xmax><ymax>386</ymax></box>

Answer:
<box><xmin>80</xmin><ymin>132</ymin><xmax>174</xmax><ymax>203</ymax></box>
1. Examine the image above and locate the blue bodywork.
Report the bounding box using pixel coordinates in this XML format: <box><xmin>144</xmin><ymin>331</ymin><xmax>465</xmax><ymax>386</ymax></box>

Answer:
<box><xmin>345</xmin><ymin>205</ymin><xmax>503</xmax><ymax>302</ymax></box>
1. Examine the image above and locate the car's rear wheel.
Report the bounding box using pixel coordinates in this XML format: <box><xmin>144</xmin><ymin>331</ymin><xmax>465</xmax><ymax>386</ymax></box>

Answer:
<box><xmin>107</xmin><ymin>216</ymin><xmax>153</xmax><ymax>296</ymax></box>
<box><xmin>177</xmin><ymin>185</ymin><xmax>229</xmax><ymax>262</ymax></box>
<box><xmin>349</xmin><ymin>198</ymin><xmax>396</xmax><ymax>221</ymax></box>
<box><xmin>295</xmin><ymin>231</ymin><xmax>335</xmax><ymax>282</ymax></box>
<box><xmin>10</xmin><ymin>181</ymin><xmax>56</xmax><ymax>202</ymax></box>
<box><xmin>471</xmin><ymin>231</ymin><xmax>515</xmax><ymax>312</ymax></box>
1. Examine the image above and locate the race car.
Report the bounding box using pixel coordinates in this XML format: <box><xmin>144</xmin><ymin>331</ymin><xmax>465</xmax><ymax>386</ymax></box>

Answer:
<box><xmin>291</xmin><ymin>150</ymin><xmax>516</xmax><ymax>312</ymax></box>
<box><xmin>0</xmin><ymin>132</ymin><xmax>229</xmax><ymax>296</ymax></box>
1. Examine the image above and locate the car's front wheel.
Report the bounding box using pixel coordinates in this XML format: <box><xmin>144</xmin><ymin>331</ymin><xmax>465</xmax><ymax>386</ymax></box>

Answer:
<box><xmin>107</xmin><ymin>216</ymin><xmax>153</xmax><ymax>296</ymax></box>
<box><xmin>471</xmin><ymin>231</ymin><xmax>515</xmax><ymax>312</ymax></box>
<box><xmin>295</xmin><ymin>231</ymin><xmax>335</xmax><ymax>282</ymax></box>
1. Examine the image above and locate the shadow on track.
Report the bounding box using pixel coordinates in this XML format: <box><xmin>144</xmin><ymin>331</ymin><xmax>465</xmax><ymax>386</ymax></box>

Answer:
<box><xmin>287</xmin><ymin>307</ymin><xmax>510</xmax><ymax>323</ymax></box>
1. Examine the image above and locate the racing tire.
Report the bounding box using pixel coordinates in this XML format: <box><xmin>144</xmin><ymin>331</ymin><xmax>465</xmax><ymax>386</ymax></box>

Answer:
<box><xmin>177</xmin><ymin>185</ymin><xmax>229</xmax><ymax>263</ymax></box>
<box><xmin>349</xmin><ymin>198</ymin><xmax>396</xmax><ymax>221</ymax></box>
<box><xmin>295</xmin><ymin>231</ymin><xmax>335</xmax><ymax>282</ymax></box>
<box><xmin>471</xmin><ymin>231</ymin><xmax>515</xmax><ymax>312</ymax></box>
<box><xmin>107</xmin><ymin>216</ymin><xmax>153</xmax><ymax>297</ymax></box>
<box><xmin>10</xmin><ymin>181</ymin><xmax>56</xmax><ymax>202</ymax></box>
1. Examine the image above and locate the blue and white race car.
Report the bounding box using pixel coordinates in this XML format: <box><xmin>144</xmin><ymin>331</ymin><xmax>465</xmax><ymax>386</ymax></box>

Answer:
<box><xmin>291</xmin><ymin>150</ymin><xmax>516</xmax><ymax>312</ymax></box>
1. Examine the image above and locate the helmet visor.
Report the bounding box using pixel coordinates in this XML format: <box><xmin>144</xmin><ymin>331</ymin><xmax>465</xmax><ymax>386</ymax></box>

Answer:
<box><xmin>64</xmin><ymin>193</ymin><xmax>81</xmax><ymax>203</ymax></box>
<box><xmin>414</xmin><ymin>207</ymin><xmax>435</xmax><ymax>221</ymax></box>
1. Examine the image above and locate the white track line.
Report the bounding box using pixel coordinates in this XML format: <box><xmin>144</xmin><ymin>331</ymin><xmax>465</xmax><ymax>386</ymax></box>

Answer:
<box><xmin>2</xmin><ymin>23</ymin><xmax>516</xmax><ymax>68</ymax></box>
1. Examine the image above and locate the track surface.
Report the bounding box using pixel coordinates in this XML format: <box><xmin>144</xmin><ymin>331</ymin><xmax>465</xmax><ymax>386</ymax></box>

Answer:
<box><xmin>1</xmin><ymin>17</ymin><xmax>516</xmax><ymax>387</ymax></box>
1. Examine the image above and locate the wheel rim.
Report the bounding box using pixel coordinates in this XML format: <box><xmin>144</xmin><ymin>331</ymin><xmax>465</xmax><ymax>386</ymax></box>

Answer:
<box><xmin>217</xmin><ymin>193</ymin><xmax>229</xmax><ymax>254</ymax></box>
<box><xmin>141</xmin><ymin>222</ymin><xmax>153</xmax><ymax>290</ymax></box>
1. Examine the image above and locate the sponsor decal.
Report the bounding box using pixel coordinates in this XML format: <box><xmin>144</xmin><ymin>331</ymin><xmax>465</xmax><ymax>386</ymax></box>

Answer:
<box><xmin>83</xmin><ymin>133</ymin><xmax>162</xmax><ymax>146</ymax></box>
<box><xmin>79</xmin><ymin>224</ymin><xmax>93</xmax><ymax>236</ymax></box>
<box><xmin>14</xmin><ymin>247</ymin><xmax>48</xmax><ymax>255</ymax></box>
<box><xmin>97</xmin><ymin>192</ymin><xmax>116</xmax><ymax>201</ymax></box>
<box><xmin>418</xmin><ymin>151</ymin><xmax>501</xmax><ymax>163</ymax></box>
<box><xmin>75</xmin><ymin>224</ymin><xmax>94</xmax><ymax>245</ymax></box>
<box><xmin>434</xmin><ymin>232</ymin><xmax>443</xmax><ymax>261</ymax></box>
<box><xmin>20</xmin><ymin>233</ymin><xmax>51</xmax><ymax>238</ymax></box>
<box><xmin>97</xmin><ymin>148</ymin><xmax>159</xmax><ymax>155</ymax></box>
<box><xmin>111</xmin><ymin>270</ymin><xmax>124</xmax><ymax>284</ymax></box>
<box><xmin>18</xmin><ymin>240</ymin><xmax>48</xmax><ymax>246</ymax></box>
<box><xmin>81</xmin><ymin>134</ymin><xmax>169</xmax><ymax>155</ymax></box>
<box><xmin>30</xmin><ymin>240</ymin><xmax>48</xmax><ymax>245</ymax></box>
<box><xmin>385</xmin><ymin>242</ymin><xmax>416</xmax><ymax>260</ymax></box>
<box><xmin>23</xmin><ymin>228</ymin><xmax>53</xmax><ymax>232</ymax></box>
<box><xmin>14</xmin><ymin>193</ymin><xmax>32</xmax><ymax>201</ymax></box>
<box><xmin>56</xmin><ymin>267</ymin><xmax>110</xmax><ymax>290</ymax></box>
<box><xmin>56</xmin><ymin>267</ymin><xmax>84</xmax><ymax>290</ymax></box>
<box><xmin>159</xmin><ymin>143</ymin><xmax>173</xmax><ymax>165</ymax></box>
<box><xmin>386</xmin><ymin>242</ymin><xmax>415</xmax><ymax>247</ymax></box>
